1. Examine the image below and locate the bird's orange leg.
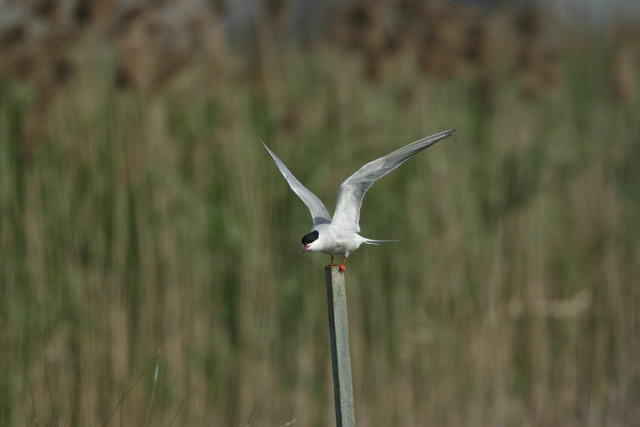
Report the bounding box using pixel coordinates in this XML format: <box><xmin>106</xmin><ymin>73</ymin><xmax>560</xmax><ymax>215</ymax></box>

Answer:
<box><xmin>327</xmin><ymin>255</ymin><xmax>334</xmax><ymax>268</ymax></box>
<box><xmin>339</xmin><ymin>256</ymin><xmax>347</xmax><ymax>272</ymax></box>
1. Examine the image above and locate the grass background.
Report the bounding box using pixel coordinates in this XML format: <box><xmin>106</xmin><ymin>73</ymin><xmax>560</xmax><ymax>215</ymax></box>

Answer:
<box><xmin>1</xmin><ymin>7</ymin><xmax>640</xmax><ymax>426</ymax></box>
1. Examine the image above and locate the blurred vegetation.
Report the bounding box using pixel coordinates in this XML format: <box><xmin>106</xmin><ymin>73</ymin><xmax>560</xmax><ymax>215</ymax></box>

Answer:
<box><xmin>1</xmin><ymin>1</ymin><xmax>640</xmax><ymax>426</ymax></box>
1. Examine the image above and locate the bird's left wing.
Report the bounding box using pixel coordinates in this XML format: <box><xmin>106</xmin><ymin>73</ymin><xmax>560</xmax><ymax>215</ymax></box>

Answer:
<box><xmin>331</xmin><ymin>129</ymin><xmax>455</xmax><ymax>232</ymax></box>
<box><xmin>261</xmin><ymin>141</ymin><xmax>332</xmax><ymax>226</ymax></box>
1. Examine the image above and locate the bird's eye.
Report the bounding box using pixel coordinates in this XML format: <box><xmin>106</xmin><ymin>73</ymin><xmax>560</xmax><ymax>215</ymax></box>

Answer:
<box><xmin>301</xmin><ymin>231</ymin><xmax>319</xmax><ymax>245</ymax></box>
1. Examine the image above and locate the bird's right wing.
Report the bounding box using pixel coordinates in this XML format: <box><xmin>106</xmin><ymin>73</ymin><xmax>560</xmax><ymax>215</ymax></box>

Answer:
<box><xmin>261</xmin><ymin>141</ymin><xmax>332</xmax><ymax>226</ymax></box>
<box><xmin>331</xmin><ymin>129</ymin><xmax>455</xmax><ymax>232</ymax></box>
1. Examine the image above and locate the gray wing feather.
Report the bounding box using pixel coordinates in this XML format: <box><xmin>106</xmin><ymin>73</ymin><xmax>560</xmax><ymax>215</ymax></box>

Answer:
<box><xmin>332</xmin><ymin>129</ymin><xmax>455</xmax><ymax>232</ymax></box>
<box><xmin>261</xmin><ymin>141</ymin><xmax>332</xmax><ymax>226</ymax></box>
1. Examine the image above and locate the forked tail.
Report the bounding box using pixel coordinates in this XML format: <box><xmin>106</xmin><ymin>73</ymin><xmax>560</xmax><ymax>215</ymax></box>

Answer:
<box><xmin>362</xmin><ymin>238</ymin><xmax>398</xmax><ymax>245</ymax></box>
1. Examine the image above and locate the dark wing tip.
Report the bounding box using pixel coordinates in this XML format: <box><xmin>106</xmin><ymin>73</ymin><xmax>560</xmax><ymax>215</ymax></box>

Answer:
<box><xmin>437</xmin><ymin>129</ymin><xmax>457</xmax><ymax>142</ymax></box>
<box><xmin>260</xmin><ymin>139</ymin><xmax>275</xmax><ymax>155</ymax></box>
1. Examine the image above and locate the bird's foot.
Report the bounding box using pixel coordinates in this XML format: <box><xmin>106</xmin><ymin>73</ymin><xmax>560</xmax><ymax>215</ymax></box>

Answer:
<box><xmin>326</xmin><ymin>255</ymin><xmax>335</xmax><ymax>268</ymax></box>
<box><xmin>339</xmin><ymin>257</ymin><xmax>347</xmax><ymax>272</ymax></box>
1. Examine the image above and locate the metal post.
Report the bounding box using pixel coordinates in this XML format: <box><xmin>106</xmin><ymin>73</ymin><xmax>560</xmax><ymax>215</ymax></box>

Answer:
<box><xmin>325</xmin><ymin>266</ymin><xmax>356</xmax><ymax>427</ymax></box>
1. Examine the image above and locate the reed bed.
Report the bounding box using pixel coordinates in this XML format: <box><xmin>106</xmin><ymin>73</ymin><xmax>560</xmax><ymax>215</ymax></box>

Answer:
<box><xmin>1</xmin><ymin>2</ymin><xmax>639</xmax><ymax>426</ymax></box>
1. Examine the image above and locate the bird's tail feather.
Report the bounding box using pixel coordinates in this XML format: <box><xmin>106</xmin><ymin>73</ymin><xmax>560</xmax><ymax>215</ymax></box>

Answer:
<box><xmin>362</xmin><ymin>238</ymin><xmax>398</xmax><ymax>245</ymax></box>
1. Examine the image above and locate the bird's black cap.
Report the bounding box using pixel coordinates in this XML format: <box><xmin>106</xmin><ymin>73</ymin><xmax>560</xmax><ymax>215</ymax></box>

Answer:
<box><xmin>301</xmin><ymin>231</ymin><xmax>319</xmax><ymax>245</ymax></box>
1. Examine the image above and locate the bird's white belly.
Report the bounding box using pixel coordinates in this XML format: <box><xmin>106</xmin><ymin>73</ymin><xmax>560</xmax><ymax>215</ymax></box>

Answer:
<box><xmin>326</xmin><ymin>238</ymin><xmax>360</xmax><ymax>256</ymax></box>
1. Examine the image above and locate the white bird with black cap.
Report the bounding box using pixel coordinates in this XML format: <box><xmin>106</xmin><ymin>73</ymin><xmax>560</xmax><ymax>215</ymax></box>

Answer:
<box><xmin>261</xmin><ymin>129</ymin><xmax>455</xmax><ymax>272</ymax></box>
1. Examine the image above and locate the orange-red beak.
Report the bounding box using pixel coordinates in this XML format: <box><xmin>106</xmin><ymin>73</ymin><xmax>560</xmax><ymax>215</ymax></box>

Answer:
<box><xmin>303</xmin><ymin>244</ymin><xmax>311</xmax><ymax>252</ymax></box>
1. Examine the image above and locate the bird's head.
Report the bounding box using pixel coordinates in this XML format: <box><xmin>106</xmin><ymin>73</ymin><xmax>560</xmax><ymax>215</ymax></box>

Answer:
<box><xmin>301</xmin><ymin>230</ymin><xmax>320</xmax><ymax>252</ymax></box>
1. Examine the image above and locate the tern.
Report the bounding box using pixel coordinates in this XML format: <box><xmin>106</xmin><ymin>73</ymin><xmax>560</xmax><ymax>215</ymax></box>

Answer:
<box><xmin>261</xmin><ymin>129</ymin><xmax>455</xmax><ymax>272</ymax></box>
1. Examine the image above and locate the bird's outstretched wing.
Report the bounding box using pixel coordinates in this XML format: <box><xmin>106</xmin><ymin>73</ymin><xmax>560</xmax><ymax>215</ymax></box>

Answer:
<box><xmin>261</xmin><ymin>141</ymin><xmax>332</xmax><ymax>226</ymax></box>
<box><xmin>331</xmin><ymin>129</ymin><xmax>455</xmax><ymax>232</ymax></box>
